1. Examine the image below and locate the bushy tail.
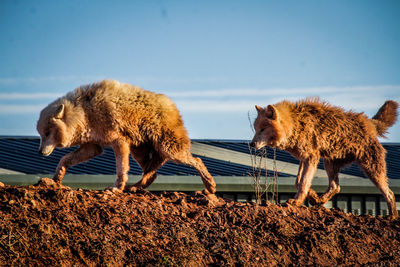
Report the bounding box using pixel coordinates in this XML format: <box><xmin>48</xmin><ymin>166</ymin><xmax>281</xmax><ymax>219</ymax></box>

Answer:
<box><xmin>372</xmin><ymin>100</ymin><xmax>398</xmax><ymax>137</ymax></box>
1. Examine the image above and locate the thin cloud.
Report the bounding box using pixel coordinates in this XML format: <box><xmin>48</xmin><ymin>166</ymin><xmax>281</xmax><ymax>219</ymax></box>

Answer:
<box><xmin>0</xmin><ymin>85</ymin><xmax>398</xmax><ymax>114</ymax></box>
<box><xmin>167</xmin><ymin>85</ymin><xmax>400</xmax><ymax>98</ymax></box>
<box><xmin>0</xmin><ymin>75</ymin><xmax>106</xmax><ymax>85</ymax></box>
<box><xmin>0</xmin><ymin>75</ymin><xmax>228</xmax><ymax>86</ymax></box>
<box><xmin>4</xmin><ymin>84</ymin><xmax>396</xmax><ymax>100</ymax></box>
<box><xmin>173</xmin><ymin>85</ymin><xmax>400</xmax><ymax>113</ymax></box>
<box><xmin>0</xmin><ymin>104</ymin><xmax>44</xmax><ymax>114</ymax></box>
<box><xmin>0</xmin><ymin>92</ymin><xmax>63</xmax><ymax>100</ymax></box>
<box><xmin>175</xmin><ymin>97</ymin><xmax>399</xmax><ymax>114</ymax></box>
<box><xmin>176</xmin><ymin>100</ymin><xmax>255</xmax><ymax>112</ymax></box>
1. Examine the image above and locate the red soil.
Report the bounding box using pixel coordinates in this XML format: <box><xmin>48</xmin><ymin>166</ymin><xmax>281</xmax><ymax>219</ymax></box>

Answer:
<box><xmin>0</xmin><ymin>178</ymin><xmax>399</xmax><ymax>266</ymax></box>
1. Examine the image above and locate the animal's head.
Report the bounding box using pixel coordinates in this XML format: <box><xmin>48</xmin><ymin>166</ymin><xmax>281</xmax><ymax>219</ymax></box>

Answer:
<box><xmin>37</xmin><ymin>103</ymin><xmax>69</xmax><ymax>156</ymax></box>
<box><xmin>250</xmin><ymin>104</ymin><xmax>285</xmax><ymax>150</ymax></box>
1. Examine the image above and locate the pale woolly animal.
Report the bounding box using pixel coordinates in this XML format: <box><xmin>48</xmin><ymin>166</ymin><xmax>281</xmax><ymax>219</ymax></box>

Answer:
<box><xmin>37</xmin><ymin>80</ymin><xmax>217</xmax><ymax>194</ymax></box>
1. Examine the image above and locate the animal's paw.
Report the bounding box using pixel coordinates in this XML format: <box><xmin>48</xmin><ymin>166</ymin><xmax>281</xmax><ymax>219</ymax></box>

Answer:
<box><xmin>307</xmin><ymin>190</ymin><xmax>322</xmax><ymax>205</ymax></box>
<box><xmin>286</xmin><ymin>198</ymin><xmax>302</xmax><ymax>206</ymax></box>
<box><xmin>194</xmin><ymin>189</ymin><xmax>213</xmax><ymax>196</ymax></box>
<box><xmin>35</xmin><ymin>177</ymin><xmax>61</xmax><ymax>187</ymax></box>
<box><xmin>201</xmin><ymin>187</ymin><xmax>217</xmax><ymax>195</ymax></box>
<box><xmin>205</xmin><ymin>193</ymin><xmax>218</xmax><ymax>202</ymax></box>
<box><xmin>60</xmin><ymin>184</ymin><xmax>71</xmax><ymax>190</ymax></box>
<box><xmin>126</xmin><ymin>185</ymin><xmax>148</xmax><ymax>193</ymax></box>
<box><xmin>105</xmin><ymin>187</ymin><xmax>123</xmax><ymax>194</ymax></box>
<box><xmin>194</xmin><ymin>190</ymin><xmax>224</xmax><ymax>206</ymax></box>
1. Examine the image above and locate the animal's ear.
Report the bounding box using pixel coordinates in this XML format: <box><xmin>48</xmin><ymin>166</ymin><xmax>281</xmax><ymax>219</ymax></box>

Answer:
<box><xmin>55</xmin><ymin>104</ymin><xmax>65</xmax><ymax>119</ymax></box>
<box><xmin>255</xmin><ymin>105</ymin><xmax>263</xmax><ymax>113</ymax></box>
<box><xmin>266</xmin><ymin>105</ymin><xmax>278</xmax><ymax>120</ymax></box>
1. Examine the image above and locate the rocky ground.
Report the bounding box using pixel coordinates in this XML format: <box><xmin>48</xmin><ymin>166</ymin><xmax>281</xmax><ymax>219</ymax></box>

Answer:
<box><xmin>0</xmin><ymin>178</ymin><xmax>399</xmax><ymax>266</ymax></box>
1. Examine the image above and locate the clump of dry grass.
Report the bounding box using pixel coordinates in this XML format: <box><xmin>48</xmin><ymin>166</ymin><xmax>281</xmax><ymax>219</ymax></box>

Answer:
<box><xmin>248</xmin><ymin>112</ymin><xmax>279</xmax><ymax>205</ymax></box>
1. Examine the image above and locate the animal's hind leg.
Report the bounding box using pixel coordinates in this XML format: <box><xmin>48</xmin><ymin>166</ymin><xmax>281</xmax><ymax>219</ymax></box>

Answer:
<box><xmin>308</xmin><ymin>159</ymin><xmax>341</xmax><ymax>205</ymax></box>
<box><xmin>131</xmin><ymin>146</ymin><xmax>167</xmax><ymax>191</ymax></box>
<box><xmin>53</xmin><ymin>143</ymin><xmax>103</xmax><ymax>184</ymax></box>
<box><xmin>358</xmin><ymin>146</ymin><xmax>398</xmax><ymax>218</ymax></box>
<box><xmin>170</xmin><ymin>149</ymin><xmax>217</xmax><ymax>194</ymax></box>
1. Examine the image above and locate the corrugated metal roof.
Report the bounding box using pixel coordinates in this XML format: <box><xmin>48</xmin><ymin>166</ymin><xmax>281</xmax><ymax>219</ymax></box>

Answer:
<box><xmin>0</xmin><ymin>137</ymin><xmax>399</xmax><ymax>179</ymax></box>
<box><xmin>206</xmin><ymin>140</ymin><xmax>400</xmax><ymax>179</ymax></box>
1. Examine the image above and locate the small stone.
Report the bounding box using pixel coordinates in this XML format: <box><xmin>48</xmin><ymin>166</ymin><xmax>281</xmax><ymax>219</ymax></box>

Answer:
<box><xmin>126</xmin><ymin>185</ymin><xmax>138</xmax><ymax>193</ymax></box>
<box><xmin>30</xmin><ymin>199</ymin><xmax>37</xmax><ymax>208</ymax></box>
<box><xmin>35</xmin><ymin>177</ymin><xmax>57</xmax><ymax>187</ymax></box>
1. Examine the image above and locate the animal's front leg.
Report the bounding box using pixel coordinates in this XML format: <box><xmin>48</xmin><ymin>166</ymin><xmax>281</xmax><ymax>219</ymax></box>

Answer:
<box><xmin>295</xmin><ymin>160</ymin><xmax>321</xmax><ymax>204</ymax></box>
<box><xmin>112</xmin><ymin>140</ymin><xmax>130</xmax><ymax>191</ymax></box>
<box><xmin>295</xmin><ymin>161</ymin><xmax>304</xmax><ymax>190</ymax></box>
<box><xmin>287</xmin><ymin>159</ymin><xmax>318</xmax><ymax>206</ymax></box>
<box><xmin>53</xmin><ymin>144</ymin><xmax>103</xmax><ymax>184</ymax></box>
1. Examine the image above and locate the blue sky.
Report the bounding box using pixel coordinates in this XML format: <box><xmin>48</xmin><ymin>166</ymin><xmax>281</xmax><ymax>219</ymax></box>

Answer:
<box><xmin>1</xmin><ymin>0</ymin><xmax>400</xmax><ymax>141</ymax></box>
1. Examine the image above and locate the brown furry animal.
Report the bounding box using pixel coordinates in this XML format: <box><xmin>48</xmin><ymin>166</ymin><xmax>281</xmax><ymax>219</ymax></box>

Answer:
<box><xmin>37</xmin><ymin>80</ymin><xmax>217</xmax><ymax>194</ymax></box>
<box><xmin>251</xmin><ymin>98</ymin><xmax>398</xmax><ymax>218</ymax></box>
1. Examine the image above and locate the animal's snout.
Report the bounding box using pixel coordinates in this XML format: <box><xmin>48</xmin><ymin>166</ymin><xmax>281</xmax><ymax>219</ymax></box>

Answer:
<box><xmin>37</xmin><ymin>144</ymin><xmax>55</xmax><ymax>156</ymax></box>
<box><xmin>250</xmin><ymin>141</ymin><xmax>267</xmax><ymax>150</ymax></box>
<box><xmin>38</xmin><ymin>148</ymin><xmax>49</xmax><ymax>156</ymax></box>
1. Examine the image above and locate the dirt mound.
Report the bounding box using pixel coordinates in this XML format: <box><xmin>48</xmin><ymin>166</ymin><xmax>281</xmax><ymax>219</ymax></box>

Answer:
<box><xmin>0</xmin><ymin>178</ymin><xmax>399</xmax><ymax>266</ymax></box>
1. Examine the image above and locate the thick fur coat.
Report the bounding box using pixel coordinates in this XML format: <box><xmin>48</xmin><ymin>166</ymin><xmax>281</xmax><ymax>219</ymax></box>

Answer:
<box><xmin>251</xmin><ymin>98</ymin><xmax>398</xmax><ymax>218</ymax></box>
<box><xmin>37</xmin><ymin>80</ymin><xmax>216</xmax><ymax>194</ymax></box>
